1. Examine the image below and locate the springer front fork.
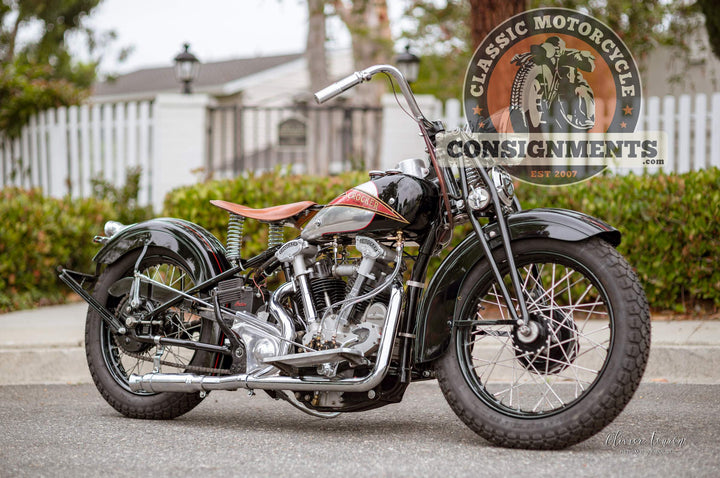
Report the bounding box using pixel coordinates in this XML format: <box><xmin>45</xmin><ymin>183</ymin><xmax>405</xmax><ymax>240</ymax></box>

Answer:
<box><xmin>457</xmin><ymin>156</ymin><xmax>532</xmax><ymax>331</ymax></box>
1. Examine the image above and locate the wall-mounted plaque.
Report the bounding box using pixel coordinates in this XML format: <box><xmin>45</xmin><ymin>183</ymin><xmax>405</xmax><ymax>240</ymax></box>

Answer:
<box><xmin>278</xmin><ymin>118</ymin><xmax>307</xmax><ymax>147</ymax></box>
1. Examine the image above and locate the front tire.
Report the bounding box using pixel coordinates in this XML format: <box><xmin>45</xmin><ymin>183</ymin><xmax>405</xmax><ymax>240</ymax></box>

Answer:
<box><xmin>436</xmin><ymin>238</ymin><xmax>650</xmax><ymax>449</ymax></box>
<box><xmin>86</xmin><ymin>247</ymin><xmax>221</xmax><ymax>419</ymax></box>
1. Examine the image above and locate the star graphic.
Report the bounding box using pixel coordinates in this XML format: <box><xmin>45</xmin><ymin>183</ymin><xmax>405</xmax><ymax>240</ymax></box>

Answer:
<box><xmin>620</xmin><ymin>121</ymin><xmax>627</xmax><ymax>129</ymax></box>
<box><xmin>472</xmin><ymin>105</ymin><xmax>483</xmax><ymax>116</ymax></box>
<box><xmin>622</xmin><ymin>104</ymin><xmax>633</xmax><ymax>116</ymax></box>
<box><xmin>478</xmin><ymin>122</ymin><xmax>485</xmax><ymax>129</ymax></box>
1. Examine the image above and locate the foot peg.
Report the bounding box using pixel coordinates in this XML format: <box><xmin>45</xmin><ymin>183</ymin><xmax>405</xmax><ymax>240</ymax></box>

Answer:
<box><xmin>262</xmin><ymin>348</ymin><xmax>368</xmax><ymax>374</ymax></box>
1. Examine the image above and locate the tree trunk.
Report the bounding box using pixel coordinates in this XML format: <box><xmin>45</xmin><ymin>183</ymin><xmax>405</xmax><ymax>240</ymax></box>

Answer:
<box><xmin>3</xmin><ymin>13</ymin><xmax>22</xmax><ymax>64</ymax></box>
<box><xmin>333</xmin><ymin>0</ymin><xmax>393</xmax><ymax>106</ymax></box>
<box><xmin>468</xmin><ymin>0</ymin><xmax>526</xmax><ymax>50</ymax></box>
<box><xmin>307</xmin><ymin>0</ymin><xmax>329</xmax><ymax>93</ymax></box>
<box><xmin>331</xmin><ymin>0</ymin><xmax>393</xmax><ymax>170</ymax></box>
<box><xmin>306</xmin><ymin>0</ymin><xmax>330</xmax><ymax>174</ymax></box>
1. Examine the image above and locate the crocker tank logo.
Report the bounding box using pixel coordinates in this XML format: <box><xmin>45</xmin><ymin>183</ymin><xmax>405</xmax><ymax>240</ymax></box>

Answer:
<box><xmin>330</xmin><ymin>188</ymin><xmax>409</xmax><ymax>223</ymax></box>
<box><xmin>461</xmin><ymin>8</ymin><xmax>643</xmax><ymax>185</ymax></box>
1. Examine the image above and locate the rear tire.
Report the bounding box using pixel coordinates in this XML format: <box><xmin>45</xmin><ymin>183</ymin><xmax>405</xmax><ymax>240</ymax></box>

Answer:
<box><xmin>436</xmin><ymin>238</ymin><xmax>650</xmax><ymax>449</ymax></box>
<box><xmin>86</xmin><ymin>247</ymin><xmax>220</xmax><ymax>419</ymax></box>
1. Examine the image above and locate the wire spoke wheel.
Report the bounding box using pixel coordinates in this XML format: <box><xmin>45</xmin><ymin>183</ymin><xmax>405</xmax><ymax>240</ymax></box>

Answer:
<box><xmin>101</xmin><ymin>262</ymin><xmax>202</xmax><ymax>394</ymax></box>
<box><xmin>86</xmin><ymin>247</ymin><xmax>222</xmax><ymax>419</ymax></box>
<box><xmin>463</xmin><ymin>260</ymin><xmax>610</xmax><ymax>416</ymax></box>
<box><xmin>436</xmin><ymin>238</ymin><xmax>650</xmax><ymax>449</ymax></box>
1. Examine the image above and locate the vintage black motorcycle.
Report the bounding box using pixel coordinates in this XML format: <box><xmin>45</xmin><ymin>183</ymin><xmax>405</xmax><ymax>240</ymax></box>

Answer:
<box><xmin>60</xmin><ymin>65</ymin><xmax>650</xmax><ymax>449</ymax></box>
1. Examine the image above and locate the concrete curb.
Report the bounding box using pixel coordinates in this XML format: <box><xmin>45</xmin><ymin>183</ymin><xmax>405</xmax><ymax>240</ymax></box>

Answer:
<box><xmin>0</xmin><ymin>348</ymin><xmax>91</xmax><ymax>385</ymax></box>
<box><xmin>1</xmin><ymin>304</ymin><xmax>719</xmax><ymax>385</ymax></box>
<box><xmin>645</xmin><ymin>345</ymin><xmax>720</xmax><ymax>384</ymax></box>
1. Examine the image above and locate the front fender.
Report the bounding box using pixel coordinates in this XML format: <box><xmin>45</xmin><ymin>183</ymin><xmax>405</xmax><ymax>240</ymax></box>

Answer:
<box><xmin>93</xmin><ymin>218</ymin><xmax>230</xmax><ymax>280</ymax></box>
<box><xmin>414</xmin><ymin>208</ymin><xmax>620</xmax><ymax>363</ymax></box>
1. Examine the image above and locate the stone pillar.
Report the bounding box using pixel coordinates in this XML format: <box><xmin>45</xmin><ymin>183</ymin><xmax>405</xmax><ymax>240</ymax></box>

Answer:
<box><xmin>380</xmin><ymin>93</ymin><xmax>442</xmax><ymax>171</ymax></box>
<box><xmin>152</xmin><ymin>94</ymin><xmax>211</xmax><ymax>211</ymax></box>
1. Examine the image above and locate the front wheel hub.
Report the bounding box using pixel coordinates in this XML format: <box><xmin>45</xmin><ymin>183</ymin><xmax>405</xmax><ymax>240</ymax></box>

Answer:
<box><xmin>516</xmin><ymin>321</ymin><xmax>541</xmax><ymax>343</ymax></box>
<box><xmin>512</xmin><ymin>311</ymin><xmax>579</xmax><ymax>375</ymax></box>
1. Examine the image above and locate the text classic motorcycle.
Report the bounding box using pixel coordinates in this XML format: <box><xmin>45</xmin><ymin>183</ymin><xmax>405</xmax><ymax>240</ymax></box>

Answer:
<box><xmin>60</xmin><ymin>65</ymin><xmax>650</xmax><ymax>449</ymax></box>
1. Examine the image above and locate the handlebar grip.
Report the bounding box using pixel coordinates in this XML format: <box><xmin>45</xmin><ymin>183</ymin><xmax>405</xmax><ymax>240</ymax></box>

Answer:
<box><xmin>314</xmin><ymin>72</ymin><xmax>364</xmax><ymax>103</ymax></box>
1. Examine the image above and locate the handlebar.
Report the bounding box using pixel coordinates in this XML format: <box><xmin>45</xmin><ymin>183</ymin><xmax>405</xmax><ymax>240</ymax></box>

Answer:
<box><xmin>314</xmin><ymin>64</ymin><xmax>455</xmax><ymax>239</ymax></box>
<box><xmin>315</xmin><ymin>65</ymin><xmax>454</xmax><ymax>243</ymax></box>
<box><xmin>313</xmin><ymin>65</ymin><xmax>428</xmax><ymax>124</ymax></box>
<box><xmin>314</xmin><ymin>72</ymin><xmax>365</xmax><ymax>103</ymax></box>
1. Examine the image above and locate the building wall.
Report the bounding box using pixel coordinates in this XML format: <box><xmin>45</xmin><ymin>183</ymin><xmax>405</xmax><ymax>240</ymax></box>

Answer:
<box><xmin>642</xmin><ymin>30</ymin><xmax>720</xmax><ymax>97</ymax></box>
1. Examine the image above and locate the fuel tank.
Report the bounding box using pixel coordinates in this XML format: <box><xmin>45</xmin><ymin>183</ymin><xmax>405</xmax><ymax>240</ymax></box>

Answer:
<box><xmin>301</xmin><ymin>174</ymin><xmax>440</xmax><ymax>243</ymax></box>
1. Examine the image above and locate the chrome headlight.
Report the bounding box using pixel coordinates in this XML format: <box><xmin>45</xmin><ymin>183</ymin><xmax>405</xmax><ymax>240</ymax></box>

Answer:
<box><xmin>491</xmin><ymin>167</ymin><xmax>515</xmax><ymax>207</ymax></box>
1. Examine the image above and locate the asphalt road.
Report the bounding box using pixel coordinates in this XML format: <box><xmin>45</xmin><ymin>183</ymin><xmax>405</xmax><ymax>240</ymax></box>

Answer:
<box><xmin>1</xmin><ymin>382</ymin><xmax>717</xmax><ymax>477</ymax></box>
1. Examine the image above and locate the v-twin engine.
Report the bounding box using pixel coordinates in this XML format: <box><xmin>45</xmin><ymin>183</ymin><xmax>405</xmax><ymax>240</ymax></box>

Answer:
<box><xmin>292</xmin><ymin>238</ymin><xmax>397</xmax><ymax>358</ymax></box>
<box><xmin>128</xmin><ymin>235</ymin><xmax>404</xmax><ymax>395</ymax></box>
<box><xmin>128</xmin><ymin>283</ymin><xmax>403</xmax><ymax>394</ymax></box>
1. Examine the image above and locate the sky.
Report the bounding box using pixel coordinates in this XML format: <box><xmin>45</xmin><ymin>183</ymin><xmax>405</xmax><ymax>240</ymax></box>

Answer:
<box><xmin>67</xmin><ymin>0</ymin><xmax>407</xmax><ymax>76</ymax></box>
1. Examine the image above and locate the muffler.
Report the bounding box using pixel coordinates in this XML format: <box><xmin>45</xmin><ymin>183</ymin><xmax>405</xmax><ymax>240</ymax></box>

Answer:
<box><xmin>129</xmin><ymin>284</ymin><xmax>403</xmax><ymax>394</ymax></box>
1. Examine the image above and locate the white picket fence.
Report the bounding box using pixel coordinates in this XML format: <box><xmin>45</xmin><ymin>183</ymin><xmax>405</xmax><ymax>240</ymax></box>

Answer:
<box><xmin>2</xmin><ymin>93</ymin><xmax>720</xmax><ymax>209</ymax></box>
<box><xmin>638</xmin><ymin>94</ymin><xmax>720</xmax><ymax>173</ymax></box>
<box><xmin>0</xmin><ymin>101</ymin><xmax>154</xmax><ymax>203</ymax></box>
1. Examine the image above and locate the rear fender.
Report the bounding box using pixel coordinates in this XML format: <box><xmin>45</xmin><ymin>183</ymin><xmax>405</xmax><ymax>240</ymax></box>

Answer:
<box><xmin>414</xmin><ymin>208</ymin><xmax>620</xmax><ymax>363</ymax></box>
<box><xmin>93</xmin><ymin>218</ymin><xmax>230</xmax><ymax>280</ymax></box>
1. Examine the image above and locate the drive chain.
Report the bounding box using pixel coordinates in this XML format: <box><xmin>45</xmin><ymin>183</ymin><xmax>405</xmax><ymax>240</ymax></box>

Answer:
<box><xmin>123</xmin><ymin>351</ymin><xmax>232</xmax><ymax>375</ymax></box>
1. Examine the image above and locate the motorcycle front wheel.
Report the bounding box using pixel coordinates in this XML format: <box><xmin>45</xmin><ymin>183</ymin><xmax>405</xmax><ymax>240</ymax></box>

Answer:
<box><xmin>85</xmin><ymin>247</ymin><xmax>221</xmax><ymax>419</ymax></box>
<box><xmin>436</xmin><ymin>237</ymin><xmax>650</xmax><ymax>449</ymax></box>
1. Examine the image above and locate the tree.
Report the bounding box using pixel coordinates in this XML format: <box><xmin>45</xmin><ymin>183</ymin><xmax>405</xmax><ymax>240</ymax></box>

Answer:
<box><xmin>302</xmin><ymin>1</ymin><xmax>394</xmax><ymax>171</ymax></box>
<box><xmin>532</xmin><ymin>0</ymin><xmax>687</xmax><ymax>61</ymax></box>
<box><xmin>329</xmin><ymin>0</ymin><xmax>393</xmax><ymax>105</ymax></box>
<box><xmin>468</xmin><ymin>0</ymin><xmax>526</xmax><ymax>49</ymax></box>
<box><xmin>402</xmin><ymin>0</ymin><xmax>525</xmax><ymax>100</ymax></box>
<box><xmin>403</xmin><ymin>0</ymin><xmax>704</xmax><ymax>101</ymax></box>
<box><xmin>401</xmin><ymin>0</ymin><xmax>468</xmax><ymax>100</ymax></box>
<box><xmin>0</xmin><ymin>63</ymin><xmax>87</xmax><ymax>137</ymax></box>
<box><xmin>0</xmin><ymin>0</ymin><xmax>109</xmax><ymax>137</ymax></box>
<box><xmin>697</xmin><ymin>0</ymin><xmax>720</xmax><ymax>60</ymax></box>
<box><xmin>306</xmin><ymin>0</ymin><xmax>329</xmax><ymax>94</ymax></box>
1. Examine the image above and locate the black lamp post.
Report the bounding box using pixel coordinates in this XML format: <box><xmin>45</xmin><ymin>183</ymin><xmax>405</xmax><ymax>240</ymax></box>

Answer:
<box><xmin>174</xmin><ymin>43</ymin><xmax>200</xmax><ymax>94</ymax></box>
<box><xmin>396</xmin><ymin>45</ymin><xmax>420</xmax><ymax>84</ymax></box>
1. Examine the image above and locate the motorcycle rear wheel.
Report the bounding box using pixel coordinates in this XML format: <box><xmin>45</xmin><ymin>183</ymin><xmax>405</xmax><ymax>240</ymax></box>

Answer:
<box><xmin>85</xmin><ymin>247</ymin><xmax>220</xmax><ymax>419</ymax></box>
<box><xmin>436</xmin><ymin>238</ymin><xmax>650</xmax><ymax>449</ymax></box>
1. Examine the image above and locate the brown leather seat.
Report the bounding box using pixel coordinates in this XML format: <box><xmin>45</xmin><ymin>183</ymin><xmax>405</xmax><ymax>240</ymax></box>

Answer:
<box><xmin>210</xmin><ymin>199</ymin><xmax>318</xmax><ymax>222</ymax></box>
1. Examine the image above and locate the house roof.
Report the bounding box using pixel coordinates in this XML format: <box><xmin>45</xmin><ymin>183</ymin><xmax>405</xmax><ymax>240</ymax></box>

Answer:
<box><xmin>93</xmin><ymin>52</ymin><xmax>304</xmax><ymax>99</ymax></box>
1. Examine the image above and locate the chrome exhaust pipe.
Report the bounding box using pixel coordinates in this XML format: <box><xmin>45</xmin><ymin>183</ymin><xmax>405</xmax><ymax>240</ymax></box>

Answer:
<box><xmin>128</xmin><ymin>284</ymin><xmax>403</xmax><ymax>394</ymax></box>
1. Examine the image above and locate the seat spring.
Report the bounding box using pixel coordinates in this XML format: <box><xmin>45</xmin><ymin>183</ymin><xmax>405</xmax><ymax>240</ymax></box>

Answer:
<box><xmin>227</xmin><ymin>214</ymin><xmax>245</xmax><ymax>264</ymax></box>
<box><xmin>268</xmin><ymin>223</ymin><xmax>284</xmax><ymax>248</ymax></box>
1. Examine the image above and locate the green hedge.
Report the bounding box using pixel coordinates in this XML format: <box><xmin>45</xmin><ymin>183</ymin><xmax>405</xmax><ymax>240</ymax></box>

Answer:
<box><xmin>162</xmin><ymin>170</ymin><xmax>367</xmax><ymax>258</ymax></box>
<box><xmin>519</xmin><ymin>169</ymin><xmax>720</xmax><ymax>312</ymax></box>
<box><xmin>0</xmin><ymin>188</ymin><xmax>115</xmax><ymax>312</ymax></box>
<box><xmin>164</xmin><ymin>168</ymin><xmax>720</xmax><ymax>313</ymax></box>
<box><xmin>2</xmin><ymin>168</ymin><xmax>718</xmax><ymax>314</ymax></box>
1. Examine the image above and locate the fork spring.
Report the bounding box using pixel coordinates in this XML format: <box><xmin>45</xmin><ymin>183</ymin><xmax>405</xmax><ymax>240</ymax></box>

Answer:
<box><xmin>466</xmin><ymin>165</ymin><xmax>482</xmax><ymax>189</ymax></box>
